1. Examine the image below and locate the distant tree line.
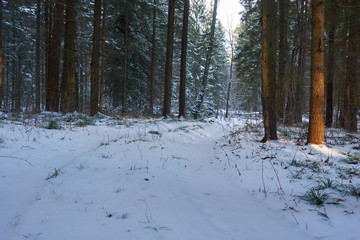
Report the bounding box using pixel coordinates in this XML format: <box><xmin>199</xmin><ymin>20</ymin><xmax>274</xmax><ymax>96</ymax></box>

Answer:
<box><xmin>0</xmin><ymin>0</ymin><xmax>228</xmax><ymax>118</ymax></box>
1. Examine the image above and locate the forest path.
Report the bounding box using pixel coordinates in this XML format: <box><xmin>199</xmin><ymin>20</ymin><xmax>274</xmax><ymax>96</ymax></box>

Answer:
<box><xmin>1</xmin><ymin>120</ymin><xmax>317</xmax><ymax>240</ymax></box>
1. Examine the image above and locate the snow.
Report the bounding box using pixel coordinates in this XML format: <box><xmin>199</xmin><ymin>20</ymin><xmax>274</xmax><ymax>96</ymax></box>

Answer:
<box><xmin>0</xmin><ymin>115</ymin><xmax>359</xmax><ymax>240</ymax></box>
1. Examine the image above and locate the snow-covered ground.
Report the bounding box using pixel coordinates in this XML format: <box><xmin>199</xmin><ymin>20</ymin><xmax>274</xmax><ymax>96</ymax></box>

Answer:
<box><xmin>1</xmin><ymin>113</ymin><xmax>359</xmax><ymax>240</ymax></box>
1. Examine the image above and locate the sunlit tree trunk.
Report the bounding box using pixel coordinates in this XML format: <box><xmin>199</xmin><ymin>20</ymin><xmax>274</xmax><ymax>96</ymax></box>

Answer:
<box><xmin>90</xmin><ymin>0</ymin><xmax>101</xmax><ymax>116</ymax></box>
<box><xmin>163</xmin><ymin>0</ymin><xmax>176</xmax><ymax>117</ymax></box>
<box><xmin>261</xmin><ymin>0</ymin><xmax>277</xmax><ymax>142</ymax></box>
<box><xmin>178</xmin><ymin>0</ymin><xmax>189</xmax><ymax>119</ymax></box>
<box><xmin>307</xmin><ymin>0</ymin><xmax>325</xmax><ymax>145</ymax></box>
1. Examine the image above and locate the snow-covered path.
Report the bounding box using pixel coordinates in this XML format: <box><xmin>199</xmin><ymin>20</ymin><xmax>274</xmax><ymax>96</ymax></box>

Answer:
<box><xmin>1</xmin><ymin>119</ymin><xmax>359</xmax><ymax>240</ymax></box>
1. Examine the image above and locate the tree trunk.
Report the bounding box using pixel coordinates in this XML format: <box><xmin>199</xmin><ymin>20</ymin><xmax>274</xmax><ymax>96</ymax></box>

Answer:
<box><xmin>90</xmin><ymin>0</ymin><xmax>102</xmax><ymax>116</ymax></box>
<box><xmin>325</xmin><ymin>0</ymin><xmax>337</xmax><ymax>127</ymax></box>
<box><xmin>148</xmin><ymin>0</ymin><xmax>157</xmax><ymax>116</ymax></box>
<box><xmin>345</xmin><ymin>0</ymin><xmax>359</xmax><ymax>132</ymax></box>
<box><xmin>35</xmin><ymin>0</ymin><xmax>41</xmax><ymax>112</ymax></box>
<box><xmin>276</xmin><ymin>0</ymin><xmax>287</xmax><ymax>122</ymax></box>
<box><xmin>261</xmin><ymin>0</ymin><xmax>277</xmax><ymax>142</ymax></box>
<box><xmin>191</xmin><ymin>0</ymin><xmax>218</xmax><ymax>119</ymax></box>
<box><xmin>99</xmin><ymin>0</ymin><xmax>107</xmax><ymax>112</ymax></box>
<box><xmin>60</xmin><ymin>0</ymin><xmax>77</xmax><ymax>113</ymax></box>
<box><xmin>44</xmin><ymin>0</ymin><xmax>52</xmax><ymax>111</ymax></box>
<box><xmin>307</xmin><ymin>0</ymin><xmax>325</xmax><ymax>145</ymax></box>
<box><xmin>178</xmin><ymin>0</ymin><xmax>189</xmax><ymax>119</ymax></box>
<box><xmin>163</xmin><ymin>0</ymin><xmax>176</xmax><ymax>118</ymax></box>
<box><xmin>122</xmin><ymin>2</ymin><xmax>129</xmax><ymax>114</ymax></box>
<box><xmin>0</xmin><ymin>0</ymin><xmax>3</xmax><ymax>108</ymax></box>
<box><xmin>46</xmin><ymin>0</ymin><xmax>64</xmax><ymax>112</ymax></box>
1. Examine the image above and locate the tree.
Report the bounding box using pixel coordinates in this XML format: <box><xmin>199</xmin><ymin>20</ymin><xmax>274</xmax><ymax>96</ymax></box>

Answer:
<box><xmin>307</xmin><ymin>0</ymin><xmax>325</xmax><ymax>145</ymax></box>
<box><xmin>191</xmin><ymin>0</ymin><xmax>218</xmax><ymax>119</ymax></box>
<box><xmin>163</xmin><ymin>0</ymin><xmax>176</xmax><ymax>117</ymax></box>
<box><xmin>0</xmin><ymin>0</ymin><xmax>2</xmax><ymax>108</ymax></box>
<box><xmin>260</xmin><ymin>0</ymin><xmax>277</xmax><ymax>142</ymax></box>
<box><xmin>178</xmin><ymin>0</ymin><xmax>189</xmax><ymax>118</ymax></box>
<box><xmin>46</xmin><ymin>0</ymin><xmax>65</xmax><ymax>112</ymax></box>
<box><xmin>324</xmin><ymin>0</ymin><xmax>338</xmax><ymax>128</ymax></box>
<box><xmin>148</xmin><ymin>0</ymin><xmax>157</xmax><ymax>116</ymax></box>
<box><xmin>99</xmin><ymin>0</ymin><xmax>107</xmax><ymax>112</ymax></box>
<box><xmin>90</xmin><ymin>0</ymin><xmax>102</xmax><ymax>116</ymax></box>
<box><xmin>344</xmin><ymin>0</ymin><xmax>359</xmax><ymax>132</ymax></box>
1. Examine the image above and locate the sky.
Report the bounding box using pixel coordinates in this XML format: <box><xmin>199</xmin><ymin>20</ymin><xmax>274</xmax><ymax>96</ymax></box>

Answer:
<box><xmin>217</xmin><ymin>0</ymin><xmax>244</xmax><ymax>32</ymax></box>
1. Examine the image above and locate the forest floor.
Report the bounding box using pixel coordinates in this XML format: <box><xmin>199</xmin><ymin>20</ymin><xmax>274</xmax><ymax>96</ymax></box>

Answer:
<box><xmin>0</xmin><ymin>112</ymin><xmax>360</xmax><ymax>240</ymax></box>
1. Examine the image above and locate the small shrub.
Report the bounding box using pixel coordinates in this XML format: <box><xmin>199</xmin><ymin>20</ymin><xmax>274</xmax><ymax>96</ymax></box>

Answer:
<box><xmin>47</xmin><ymin>120</ymin><xmax>61</xmax><ymax>129</ymax></box>
<box><xmin>300</xmin><ymin>188</ymin><xmax>330</xmax><ymax>206</ymax></box>
<box><xmin>148</xmin><ymin>130</ymin><xmax>161</xmax><ymax>136</ymax></box>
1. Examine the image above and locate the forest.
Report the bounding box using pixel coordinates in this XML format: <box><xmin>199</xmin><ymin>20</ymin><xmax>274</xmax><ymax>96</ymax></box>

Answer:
<box><xmin>0</xmin><ymin>0</ymin><xmax>360</xmax><ymax>239</ymax></box>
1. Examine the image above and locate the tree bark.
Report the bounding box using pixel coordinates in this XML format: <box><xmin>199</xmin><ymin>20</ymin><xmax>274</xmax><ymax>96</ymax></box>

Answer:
<box><xmin>99</xmin><ymin>0</ymin><xmax>107</xmax><ymax>112</ymax></box>
<box><xmin>60</xmin><ymin>0</ymin><xmax>77</xmax><ymax>113</ymax></box>
<box><xmin>325</xmin><ymin>0</ymin><xmax>337</xmax><ymax>127</ymax></box>
<box><xmin>345</xmin><ymin>0</ymin><xmax>359</xmax><ymax>132</ymax></box>
<box><xmin>163</xmin><ymin>0</ymin><xmax>176</xmax><ymax>118</ymax></box>
<box><xmin>148</xmin><ymin>0</ymin><xmax>157</xmax><ymax>116</ymax></box>
<box><xmin>90</xmin><ymin>0</ymin><xmax>101</xmax><ymax>116</ymax></box>
<box><xmin>35</xmin><ymin>0</ymin><xmax>41</xmax><ymax>112</ymax></box>
<box><xmin>0</xmin><ymin>0</ymin><xmax>3</xmax><ymax>108</ymax></box>
<box><xmin>191</xmin><ymin>0</ymin><xmax>218</xmax><ymax>119</ymax></box>
<box><xmin>46</xmin><ymin>0</ymin><xmax>64</xmax><ymax>112</ymax></box>
<box><xmin>276</xmin><ymin>0</ymin><xmax>287</xmax><ymax>122</ymax></box>
<box><xmin>261</xmin><ymin>0</ymin><xmax>277</xmax><ymax>142</ymax></box>
<box><xmin>307</xmin><ymin>0</ymin><xmax>325</xmax><ymax>145</ymax></box>
<box><xmin>122</xmin><ymin>2</ymin><xmax>129</xmax><ymax>114</ymax></box>
<box><xmin>178</xmin><ymin>0</ymin><xmax>189</xmax><ymax>119</ymax></box>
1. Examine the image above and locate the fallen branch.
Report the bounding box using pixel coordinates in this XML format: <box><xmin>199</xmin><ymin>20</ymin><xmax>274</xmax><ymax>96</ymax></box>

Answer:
<box><xmin>0</xmin><ymin>155</ymin><xmax>33</xmax><ymax>166</ymax></box>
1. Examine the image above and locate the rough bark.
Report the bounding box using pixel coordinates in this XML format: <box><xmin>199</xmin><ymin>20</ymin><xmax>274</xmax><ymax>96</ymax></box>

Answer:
<box><xmin>99</xmin><ymin>0</ymin><xmax>107</xmax><ymax>112</ymax></box>
<box><xmin>277</xmin><ymin>0</ymin><xmax>287</xmax><ymax>122</ymax></box>
<box><xmin>191</xmin><ymin>0</ymin><xmax>218</xmax><ymax>119</ymax></box>
<box><xmin>90</xmin><ymin>0</ymin><xmax>101</xmax><ymax>116</ymax></box>
<box><xmin>325</xmin><ymin>0</ymin><xmax>337</xmax><ymax>127</ymax></box>
<box><xmin>46</xmin><ymin>0</ymin><xmax>64</xmax><ymax>112</ymax></box>
<box><xmin>261</xmin><ymin>0</ymin><xmax>277</xmax><ymax>142</ymax></box>
<box><xmin>122</xmin><ymin>2</ymin><xmax>129</xmax><ymax>114</ymax></box>
<box><xmin>60</xmin><ymin>0</ymin><xmax>77</xmax><ymax>113</ymax></box>
<box><xmin>163</xmin><ymin>0</ymin><xmax>176</xmax><ymax>118</ymax></box>
<box><xmin>307</xmin><ymin>0</ymin><xmax>325</xmax><ymax>145</ymax></box>
<box><xmin>178</xmin><ymin>0</ymin><xmax>189</xmax><ymax>119</ymax></box>
<box><xmin>345</xmin><ymin>0</ymin><xmax>359</xmax><ymax>132</ymax></box>
<box><xmin>148</xmin><ymin>0</ymin><xmax>157</xmax><ymax>116</ymax></box>
<box><xmin>0</xmin><ymin>0</ymin><xmax>3</xmax><ymax>108</ymax></box>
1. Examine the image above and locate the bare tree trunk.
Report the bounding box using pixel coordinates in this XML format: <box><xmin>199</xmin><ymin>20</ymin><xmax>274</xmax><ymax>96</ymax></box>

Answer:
<box><xmin>46</xmin><ymin>0</ymin><xmax>64</xmax><ymax>112</ymax></box>
<box><xmin>163</xmin><ymin>0</ymin><xmax>176</xmax><ymax>118</ymax></box>
<box><xmin>90</xmin><ymin>0</ymin><xmax>101</xmax><ymax>116</ymax></box>
<box><xmin>191</xmin><ymin>0</ymin><xmax>218</xmax><ymax>119</ymax></box>
<box><xmin>261</xmin><ymin>0</ymin><xmax>277</xmax><ymax>142</ymax></box>
<box><xmin>345</xmin><ymin>0</ymin><xmax>359</xmax><ymax>132</ymax></box>
<box><xmin>307</xmin><ymin>0</ymin><xmax>325</xmax><ymax>145</ymax></box>
<box><xmin>35</xmin><ymin>0</ymin><xmax>41</xmax><ymax>112</ymax></box>
<box><xmin>60</xmin><ymin>0</ymin><xmax>77</xmax><ymax>113</ymax></box>
<box><xmin>0</xmin><ymin>0</ymin><xmax>3</xmax><ymax>108</ymax></box>
<box><xmin>277</xmin><ymin>0</ymin><xmax>287</xmax><ymax>122</ymax></box>
<box><xmin>178</xmin><ymin>0</ymin><xmax>189</xmax><ymax>119</ymax></box>
<box><xmin>148</xmin><ymin>0</ymin><xmax>157</xmax><ymax>116</ymax></box>
<box><xmin>325</xmin><ymin>0</ymin><xmax>337</xmax><ymax>127</ymax></box>
<box><xmin>122</xmin><ymin>2</ymin><xmax>129</xmax><ymax>114</ymax></box>
<box><xmin>99</xmin><ymin>0</ymin><xmax>107</xmax><ymax>112</ymax></box>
